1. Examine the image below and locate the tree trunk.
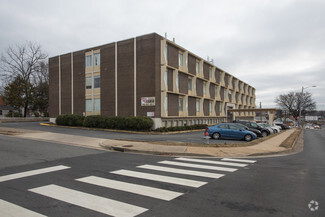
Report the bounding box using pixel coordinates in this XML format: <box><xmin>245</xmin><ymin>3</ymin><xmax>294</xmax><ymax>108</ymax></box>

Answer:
<box><xmin>24</xmin><ymin>101</ymin><xmax>28</xmax><ymax>117</ymax></box>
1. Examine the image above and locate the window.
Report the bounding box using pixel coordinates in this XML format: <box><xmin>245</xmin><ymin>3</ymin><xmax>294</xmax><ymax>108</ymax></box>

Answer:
<box><xmin>185</xmin><ymin>55</ymin><xmax>188</xmax><ymax>68</ymax></box>
<box><xmin>196</xmin><ymin>99</ymin><xmax>200</xmax><ymax>112</ymax></box>
<box><xmin>215</xmin><ymin>86</ymin><xmax>218</xmax><ymax>98</ymax></box>
<box><xmin>164</xmin><ymin>70</ymin><xmax>168</xmax><ymax>86</ymax></box>
<box><xmin>85</xmin><ymin>55</ymin><xmax>92</xmax><ymax>67</ymax></box>
<box><xmin>86</xmin><ymin>77</ymin><xmax>92</xmax><ymax>89</ymax></box>
<box><xmin>164</xmin><ymin>45</ymin><xmax>168</xmax><ymax>61</ymax></box>
<box><xmin>218</xmin><ymin>124</ymin><xmax>228</xmax><ymax>129</ymax></box>
<box><xmin>224</xmin><ymin>89</ymin><xmax>227</xmax><ymax>99</ymax></box>
<box><xmin>164</xmin><ymin>95</ymin><xmax>168</xmax><ymax>111</ymax></box>
<box><xmin>203</xmin><ymin>82</ymin><xmax>206</xmax><ymax>95</ymax></box>
<box><xmin>179</xmin><ymin>53</ymin><xmax>183</xmax><ymax>67</ymax></box>
<box><xmin>0</xmin><ymin>110</ymin><xmax>2</xmax><ymax>115</ymax></box>
<box><xmin>219</xmin><ymin>102</ymin><xmax>223</xmax><ymax>113</ymax></box>
<box><xmin>179</xmin><ymin>97</ymin><xmax>183</xmax><ymax>111</ymax></box>
<box><xmin>86</xmin><ymin>99</ymin><xmax>92</xmax><ymax>112</ymax></box>
<box><xmin>188</xmin><ymin>78</ymin><xmax>192</xmax><ymax>91</ymax></box>
<box><xmin>94</xmin><ymin>76</ymin><xmax>100</xmax><ymax>88</ymax></box>
<box><xmin>209</xmin><ymin>101</ymin><xmax>212</xmax><ymax>113</ymax></box>
<box><xmin>196</xmin><ymin>61</ymin><xmax>199</xmax><ymax>74</ymax></box>
<box><xmin>94</xmin><ymin>98</ymin><xmax>100</xmax><ymax>112</ymax></box>
<box><xmin>94</xmin><ymin>53</ymin><xmax>100</xmax><ymax>66</ymax></box>
<box><xmin>209</xmin><ymin>67</ymin><xmax>212</xmax><ymax>79</ymax></box>
<box><xmin>229</xmin><ymin>125</ymin><xmax>240</xmax><ymax>130</ymax></box>
<box><xmin>176</xmin><ymin>74</ymin><xmax>179</xmax><ymax>89</ymax></box>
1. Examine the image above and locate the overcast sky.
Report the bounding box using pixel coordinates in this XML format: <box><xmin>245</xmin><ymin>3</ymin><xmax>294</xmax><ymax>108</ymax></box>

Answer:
<box><xmin>1</xmin><ymin>0</ymin><xmax>324</xmax><ymax>109</ymax></box>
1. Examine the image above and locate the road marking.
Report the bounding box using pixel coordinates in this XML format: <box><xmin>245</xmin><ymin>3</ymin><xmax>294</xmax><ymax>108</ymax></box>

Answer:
<box><xmin>221</xmin><ymin>158</ymin><xmax>256</xmax><ymax>163</ymax></box>
<box><xmin>29</xmin><ymin>184</ymin><xmax>147</xmax><ymax>217</ymax></box>
<box><xmin>175</xmin><ymin>157</ymin><xmax>248</xmax><ymax>167</ymax></box>
<box><xmin>111</xmin><ymin>170</ymin><xmax>207</xmax><ymax>188</ymax></box>
<box><xmin>137</xmin><ymin>164</ymin><xmax>224</xmax><ymax>179</ymax></box>
<box><xmin>158</xmin><ymin>161</ymin><xmax>237</xmax><ymax>172</ymax></box>
<box><xmin>0</xmin><ymin>165</ymin><xmax>70</xmax><ymax>183</ymax></box>
<box><xmin>76</xmin><ymin>176</ymin><xmax>182</xmax><ymax>201</ymax></box>
<box><xmin>0</xmin><ymin>199</ymin><xmax>46</xmax><ymax>217</ymax></box>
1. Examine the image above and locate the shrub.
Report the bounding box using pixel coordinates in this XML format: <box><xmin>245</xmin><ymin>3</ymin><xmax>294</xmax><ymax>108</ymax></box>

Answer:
<box><xmin>56</xmin><ymin>114</ymin><xmax>84</xmax><ymax>126</ymax></box>
<box><xmin>5</xmin><ymin>111</ymin><xmax>22</xmax><ymax>117</ymax></box>
<box><xmin>83</xmin><ymin>115</ymin><xmax>105</xmax><ymax>128</ymax></box>
<box><xmin>155</xmin><ymin>124</ymin><xmax>207</xmax><ymax>132</ymax></box>
<box><xmin>82</xmin><ymin>115</ymin><xmax>153</xmax><ymax>131</ymax></box>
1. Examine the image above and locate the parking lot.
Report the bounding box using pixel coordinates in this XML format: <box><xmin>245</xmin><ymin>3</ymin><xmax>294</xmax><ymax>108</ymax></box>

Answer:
<box><xmin>0</xmin><ymin>122</ymin><xmax>247</xmax><ymax>144</ymax></box>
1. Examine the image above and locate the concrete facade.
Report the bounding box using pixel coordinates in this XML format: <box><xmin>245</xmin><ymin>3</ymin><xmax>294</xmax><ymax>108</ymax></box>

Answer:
<box><xmin>49</xmin><ymin>33</ymin><xmax>256</xmax><ymax>128</ymax></box>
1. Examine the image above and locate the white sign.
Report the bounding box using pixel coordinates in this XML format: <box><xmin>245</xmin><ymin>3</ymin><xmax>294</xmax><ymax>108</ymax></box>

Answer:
<box><xmin>141</xmin><ymin>97</ymin><xmax>155</xmax><ymax>106</ymax></box>
<box><xmin>147</xmin><ymin>112</ymin><xmax>155</xmax><ymax>117</ymax></box>
<box><xmin>305</xmin><ymin>116</ymin><xmax>318</xmax><ymax>121</ymax></box>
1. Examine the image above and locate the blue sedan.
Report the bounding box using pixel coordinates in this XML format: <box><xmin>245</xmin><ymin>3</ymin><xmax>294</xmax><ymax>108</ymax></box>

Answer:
<box><xmin>205</xmin><ymin>123</ymin><xmax>257</xmax><ymax>141</ymax></box>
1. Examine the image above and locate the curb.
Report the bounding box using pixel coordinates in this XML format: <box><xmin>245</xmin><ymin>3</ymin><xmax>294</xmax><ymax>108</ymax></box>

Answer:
<box><xmin>99</xmin><ymin>129</ymin><xmax>303</xmax><ymax>158</ymax></box>
<box><xmin>100</xmin><ymin>144</ymin><xmax>212</xmax><ymax>157</ymax></box>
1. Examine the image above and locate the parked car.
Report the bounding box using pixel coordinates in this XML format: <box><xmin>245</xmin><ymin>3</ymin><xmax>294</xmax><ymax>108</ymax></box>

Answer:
<box><xmin>233</xmin><ymin>120</ymin><xmax>271</xmax><ymax>137</ymax></box>
<box><xmin>274</xmin><ymin>123</ymin><xmax>290</xmax><ymax>130</ymax></box>
<box><xmin>205</xmin><ymin>123</ymin><xmax>257</xmax><ymax>141</ymax></box>
<box><xmin>233</xmin><ymin>123</ymin><xmax>263</xmax><ymax>137</ymax></box>
<box><xmin>258</xmin><ymin>123</ymin><xmax>280</xmax><ymax>133</ymax></box>
<box><xmin>257</xmin><ymin>123</ymin><xmax>274</xmax><ymax>134</ymax></box>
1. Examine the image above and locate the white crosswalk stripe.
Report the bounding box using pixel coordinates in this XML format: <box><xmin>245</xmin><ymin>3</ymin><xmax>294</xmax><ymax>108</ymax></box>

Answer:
<box><xmin>111</xmin><ymin>169</ymin><xmax>207</xmax><ymax>187</ymax></box>
<box><xmin>221</xmin><ymin>158</ymin><xmax>256</xmax><ymax>163</ymax></box>
<box><xmin>0</xmin><ymin>165</ymin><xmax>70</xmax><ymax>183</ymax></box>
<box><xmin>175</xmin><ymin>157</ymin><xmax>248</xmax><ymax>167</ymax></box>
<box><xmin>76</xmin><ymin>176</ymin><xmax>183</xmax><ymax>201</ymax></box>
<box><xmin>29</xmin><ymin>184</ymin><xmax>148</xmax><ymax>217</ymax></box>
<box><xmin>0</xmin><ymin>199</ymin><xmax>46</xmax><ymax>217</ymax></box>
<box><xmin>137</xmin><ymin>164</ymin><xmax>224</xmax><ymax>179</ymax></box>
<box><xmin>159</xmin><ymin>160</ymin><xmax>238</xmax><ymax>172</ymax></box>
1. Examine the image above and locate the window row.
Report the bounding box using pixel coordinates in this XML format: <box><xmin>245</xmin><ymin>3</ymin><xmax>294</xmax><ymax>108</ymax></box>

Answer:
<box><xmin>165</xmin><ymin>71</ymin><xmax>253</xmax><ymax>103</ymax></box>
<box><xmin>164</xmin><ymin>95</ymin><xmax>223</xmax><ymax>115</ymax></box>
<box><xmin>164</xmin><ymin>44</ymin><xmax>254</xmax><ymax>93</ymax></box>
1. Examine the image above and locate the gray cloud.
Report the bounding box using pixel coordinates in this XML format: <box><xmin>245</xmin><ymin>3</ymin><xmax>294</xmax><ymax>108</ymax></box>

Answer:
<box><xmin>0</xmin><ymin>0</ymin><xmax>324</xmax><ymax>109</ymax></box>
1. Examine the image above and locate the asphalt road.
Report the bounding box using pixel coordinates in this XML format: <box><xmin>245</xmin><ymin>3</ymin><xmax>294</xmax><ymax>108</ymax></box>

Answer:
<box><xmin>0</xmin><ymin>121</ymin><xmax>247</xmax><ymax>144</ymax></box>
<box><xmin>0</xmin><ymin>126</ymin><xmax>324</xmax><ymax>216</ymax></box>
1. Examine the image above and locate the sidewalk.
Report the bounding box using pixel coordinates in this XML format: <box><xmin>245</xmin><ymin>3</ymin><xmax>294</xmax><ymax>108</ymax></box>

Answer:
<box><xmin>0</xmin><ymin>126</ymin><xmax>300</xmax><ymax>157</ymax></box>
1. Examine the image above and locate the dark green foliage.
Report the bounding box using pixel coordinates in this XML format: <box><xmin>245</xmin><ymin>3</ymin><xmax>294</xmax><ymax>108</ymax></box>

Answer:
<box><xmin>56</xmin><ymin>114</ymin><xmax>84</xmax><ymax>126</ymax></box>
<box><xmin>155</xmin><ymin>124</ymin><xmax>208</xmax><ymax>132</ymax></box>
<box><xmin>57</xmin><ymin>115</ymin><xmax>153</xmax><ymax>131</ymax></box>
<box><xmin>5</xmin><ymin>111</ymin><xmax>22</xmax><ymax>117</ymax></box>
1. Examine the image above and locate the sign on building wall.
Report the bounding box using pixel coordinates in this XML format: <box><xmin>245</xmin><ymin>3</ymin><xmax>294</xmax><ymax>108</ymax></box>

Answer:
<box><xmin>141</xmin><ymin>97</ymin><xmax>155</xmax><ymax>106</ymax></box>
<box><xmin>147</xmin><ymin>112</ymin><xmax>155</xmax><ymax>117</ymax></box>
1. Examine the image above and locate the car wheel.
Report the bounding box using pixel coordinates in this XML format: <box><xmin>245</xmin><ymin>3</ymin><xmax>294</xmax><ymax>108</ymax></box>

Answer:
<box><xmin>244</xmin><ymin>134</ymin><xmax>252</xmax><ymax>141</ymax></box>
<box><xmin>212</xmin><ymin>133</ymin><xmax>220</xmax><ymax>140</ymax></box>
<box><xmin>262</xmin><ymin>131</ymin><xmax>268</xmax><ymax>137</ymax></box>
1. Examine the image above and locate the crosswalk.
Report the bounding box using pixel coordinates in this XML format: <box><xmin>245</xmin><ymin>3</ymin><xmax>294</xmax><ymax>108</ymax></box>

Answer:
<box><xmin>0</xmin><ymin>157</ymin><xmax>257</xmax><ymax>217</ymax></box>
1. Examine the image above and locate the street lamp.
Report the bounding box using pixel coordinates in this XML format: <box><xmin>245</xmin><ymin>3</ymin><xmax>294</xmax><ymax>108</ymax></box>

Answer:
<box><xmin>299</xmin><ymin>85</ymin><xmax>316</xmax><ymax>128</ymax></box>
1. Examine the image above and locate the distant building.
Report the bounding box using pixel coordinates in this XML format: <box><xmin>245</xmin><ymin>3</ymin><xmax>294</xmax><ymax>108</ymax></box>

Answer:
<box><xmin>49</xmin><ymin>33</ymin><xmax>256</xmax><ymax>128</ymax></box>
<box><xmin>0</xmin><ymin>96</ymin><xmax>15</xmax><ymax>118</ymax></box>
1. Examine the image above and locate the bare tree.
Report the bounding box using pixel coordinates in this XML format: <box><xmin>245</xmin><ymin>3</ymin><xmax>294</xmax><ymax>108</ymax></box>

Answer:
<box><xmin>0</xmin><ymin>41</ymin><xmax>47</xmax><ymax>117</ymax></box>
<box><xmin>275</xmin><ymin>91</ymin><xmax>316</xmax><ymax>119</ymax></box>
